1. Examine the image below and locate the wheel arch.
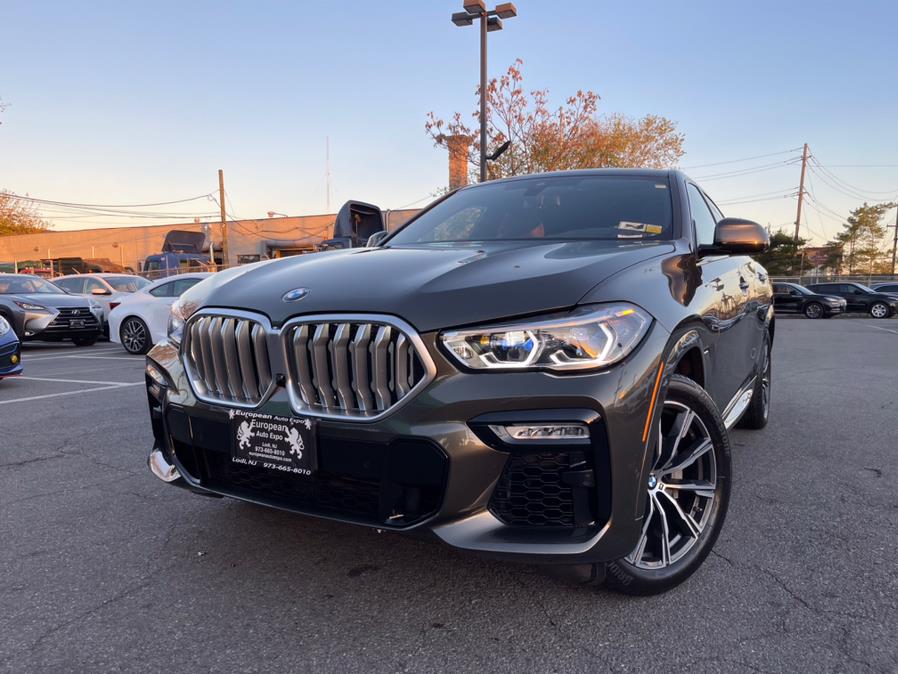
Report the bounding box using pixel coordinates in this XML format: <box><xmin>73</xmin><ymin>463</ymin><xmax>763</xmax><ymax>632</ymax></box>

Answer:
<box><xmin>662</xmin><ymin>320</ymin><xmax>710</xmax><ymax>392</ymax></box>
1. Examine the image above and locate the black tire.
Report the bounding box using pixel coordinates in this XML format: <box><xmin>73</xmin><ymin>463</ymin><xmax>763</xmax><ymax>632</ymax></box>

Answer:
<box><xmin>603</xmin><ymin>374</ymin><xmax>731</xmax><ymax>595</ymax></box>
<box><xmin>870</xmin><ymin>302</ymin><xmax>891</xmax><ymax>319</ymax></box>
<box><xmin>119</xmin><ymin>317</ymin><xmax>152</xmax><ymax>355</ymax></box>
<box><xmin>73</xmin><ymin>335</ymin><xmax>98</xmax><ymax>347</ymax></box>
<box><xmin>738</xmin><ymin>331</ymin><xmax>772</xmax><ymax>430</ymax></box>
<box><xmin>803</xmin><ymin>302</ymin><xmax>824</xmax><ymax>319</ymax></box>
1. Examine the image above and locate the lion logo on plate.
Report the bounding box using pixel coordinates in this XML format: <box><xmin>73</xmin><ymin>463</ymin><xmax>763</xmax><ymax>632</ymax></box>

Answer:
<box><xmin>282</xmin><ymin>287</ymin><xmax>310</xmax><ymax>302</ymax></box>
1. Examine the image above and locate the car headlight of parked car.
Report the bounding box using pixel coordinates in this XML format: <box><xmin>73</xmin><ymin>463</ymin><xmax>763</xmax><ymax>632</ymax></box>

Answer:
<box><xmin>0</xmin><ymin>316</ymin><xmax>10</xmax><ymax>336</ymax></box>
<box><xmin>440</xmin><ymin>303</ymin><xmax>651</xmax><ymax>372</ymax></box>
<box><xmin>168</xmin><ymin>297</ymin><xmax>205</xmax><ymax>346</ymax></box>
<box><xmin>14</xmin><ymin>301</ymin><xmax>51</xmax><ymax>312</ymax></box>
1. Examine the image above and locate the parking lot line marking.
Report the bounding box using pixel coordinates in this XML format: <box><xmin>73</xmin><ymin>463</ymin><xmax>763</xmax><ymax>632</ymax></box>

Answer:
<box><xmin>0</xmin><ymin>382</ymin><xmax>143</xmax><ymax>405</ymax></box>
<box><xmin>22</xmin><ymin>354</ymin><xmax>139</xmax><ymax>362</ymax></box>
<box><xmin>14</xmin><ymin>376</ymin><xmax>141</xmax><ymax>386</ymax></box>
<box><xmin>867</xmin><ymin>324</ymin><xmax>898</xmax><ymax>335</ymax></box>
<box><xmin>25</xmin><ymin>347</ymin><xmax>123</xmax><ymax>358</ymax></box>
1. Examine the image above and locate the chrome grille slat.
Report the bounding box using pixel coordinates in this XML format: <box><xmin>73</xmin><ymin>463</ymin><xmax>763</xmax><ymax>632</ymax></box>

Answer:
<box><xmin>183</xmin><ymin>311</ymin><xmax>433</xmax><ymax>420</ymax></box>
<box><xmin>291</xmin><ymin>325</ymin><xmax>316</xmax><ymax>405</ymax></box>
<box><xmin>208</xmin><ymin>316</ymin><xmax>229</xmax><ymax>398</ymax></box>
<box><xmin>351</xmin><ymin>324</ymin><xmax>374</xmax><ymax>412</ymax></box>
<box><xmin>372</xmin><ymin>325</ymin><xmax>392</xmax><ymax>410</ymax></box>
<box><xmin>394</xmin><ymin>333</ymin><xmax>410</xmax><ymax>397</ymax></box>
<box><xmin>220</xmin><ymin>318</ymin><xmax>242</xmax><ymax>401</ymax></box>
<box><xmin>252</xmin><ymin>324</ymin><xmax>272</xmax><ymax>393</ymax></box>
<box><xmin>199</xmin><ymin>318</ymin><xmax>217</xmax><ymax>396</ymax></box>
<box><xmin>310</xmin><ymin>323</ymin><xmax>335</xmax><ymax>408</ymax></box>
<box><xmin>331</xmin><ymin>323</ymin><xmax>354</xmax><ymax>410</ymax></box>
<box><xmin>235</xmin><ymin>320</ymin><xmax>258</xmax><ymax>401</ymax></box>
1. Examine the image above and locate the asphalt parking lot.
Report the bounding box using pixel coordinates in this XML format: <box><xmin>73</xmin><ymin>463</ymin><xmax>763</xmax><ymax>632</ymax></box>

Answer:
<box><xmin>1</xmin><ymin>319</ymin><xmax>897</xmax><ymax>673</ymax></box>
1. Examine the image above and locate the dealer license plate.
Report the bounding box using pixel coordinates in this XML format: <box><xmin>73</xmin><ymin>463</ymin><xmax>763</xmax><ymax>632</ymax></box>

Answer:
<box><xmin>230</xmin><ymin>409</ymin><xmax>316</xmax><ymax>477</ymax></box>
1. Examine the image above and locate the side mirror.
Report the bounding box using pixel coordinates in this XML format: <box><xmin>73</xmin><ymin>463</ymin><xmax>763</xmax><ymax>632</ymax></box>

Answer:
<box><xmin>91</xmin><ymin>287</ymin><xmax>112</xmax><ymax>296</ymax></box>
<box><xmin>702</xmin><ymin>218</ymin><xmax>769</xmax><ymax>255</ymax></box>
<box><xmin>366</xmin><ymin>231</ymin><xmax>389</xmax><ymax>247</ymax></box>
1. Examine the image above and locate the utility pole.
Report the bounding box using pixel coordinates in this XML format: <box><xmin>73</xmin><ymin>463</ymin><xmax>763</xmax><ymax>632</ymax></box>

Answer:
<box><xmin>793</xmin><ymin>143</ymin><xmax>809</xmax><ymax>242</ymax></box>
<box><xmin>325</xmin><ymin>136</ymin><xmax>331</xmax><ymax>212</ymax></box>
<box><xmin>890</xmin><ymin>204</ymin><xmax>898</xmax><ymax>275</ymax></box>
<box><xmin>218</xmin><ymin>169</ymin><xmax>229</xmax><ymax>270</ymax></box>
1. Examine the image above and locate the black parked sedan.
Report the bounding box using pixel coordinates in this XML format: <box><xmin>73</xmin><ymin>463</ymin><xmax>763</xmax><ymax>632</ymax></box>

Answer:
<box><xmin>0</xmin><ymin>274</ymin><xmax>103</xmax><ymax>345</ymax></box>
<box><xmin>146</xmin><ymin>169</ymin><xmax>774</xmax><ymax>595</ymax></box>
<box><xmin>772</xmin><ymin>282</ymin><xmax>846</xmax><ymax>319</ymax></box>
<box><xmin>806</xmin><ymin>281</ymin><xmax>898</xmax><ymax>319</ymax></box>
<box><xmin>871</xmin><ymin>282</ymin><xmax>898</xmax><ymax>295</ymax></box>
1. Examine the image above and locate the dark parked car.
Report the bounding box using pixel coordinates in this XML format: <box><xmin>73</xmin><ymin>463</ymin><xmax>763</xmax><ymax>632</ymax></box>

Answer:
<box><xmin>871</xmin><ymin>282</ymin><xmax>898</xmax><ymax>295</ymax></box>
<box><xmin>145</xmin><ymin>169</ymin><xmax>773</xmax><ymax>595</ymax></box>
<box><xmin>0</xmin><ymin>274</ymin><xmax>102</xmax><ymax>345</ymax></box>
<box><xmin>805</xmin><ymin>281</ymin><xmax>898</xmax><ymax>319</ymax></box>
<box><xmin>772</xmin><ymin>282</ymin><xmax>846</xmax><ymax>318</ymax></box>
<box><xmin>0</xmin><ymin>315</ymin><xmax>23</xmax><ymax>380</ymax></box>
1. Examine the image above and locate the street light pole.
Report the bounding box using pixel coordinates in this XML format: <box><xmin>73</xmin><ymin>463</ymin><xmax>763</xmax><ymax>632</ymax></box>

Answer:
<box><xmin>452</xmin><ymin>2</ymin><xmax>517</xmax><ymax>183</ymax></box>
<box><xmin>479</xmin><ymin>11</ymin><xmax>487</xmax><ymax>183</ymax></box>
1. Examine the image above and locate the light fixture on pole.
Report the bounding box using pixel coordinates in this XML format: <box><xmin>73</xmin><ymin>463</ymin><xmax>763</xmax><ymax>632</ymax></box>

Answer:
<box><xmin>451</xmin><ymin>2</ymin><xmax>517</xmax><ymax>183</ymax></box>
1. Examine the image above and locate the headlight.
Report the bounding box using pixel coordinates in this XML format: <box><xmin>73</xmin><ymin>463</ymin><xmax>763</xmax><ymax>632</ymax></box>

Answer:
<box><xmin>0</xmin><ymin>316</ymin><xmax>10</xmax><ymax>336</ymax></box>
<box><xmin>14</xmin><ymin>301</ymin><xmax>51</xmax><ymax>312</ymax></box>
<box><xmin>168</xmin><ymin>299</ymin><xmax>189</xmax><ymax>346</ymax></box>
<box><xmin>440</xmin><ymin>303</ymin><xmax>652</xmax><ymax>372</ymax></box>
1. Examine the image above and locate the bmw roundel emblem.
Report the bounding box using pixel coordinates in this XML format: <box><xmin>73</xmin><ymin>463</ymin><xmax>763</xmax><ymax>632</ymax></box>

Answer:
<box><xmin>282</xmin><ymin>288</ymin><xmax>310</xmax><ymax>302</ymax></box>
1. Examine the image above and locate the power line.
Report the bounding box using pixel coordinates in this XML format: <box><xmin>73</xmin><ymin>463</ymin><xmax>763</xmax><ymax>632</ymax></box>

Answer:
<box><xmin>679</xmin><ymin>147</ymin><xmax>802</xmax><ymax>170</ymax></box>
<box><xmin>11</xmin><ymin>192</ymin><xmax>216</xmax><ymax>209</ymax></box>
<box><xmin>810</xmin><ymin>158</ymin><xmax>898</xmax><ymax>197</ymax></box>
<box><xmin>694</xmin><ymin>158</ymin><xmax>801</xmax><ymax>181</ymax></box>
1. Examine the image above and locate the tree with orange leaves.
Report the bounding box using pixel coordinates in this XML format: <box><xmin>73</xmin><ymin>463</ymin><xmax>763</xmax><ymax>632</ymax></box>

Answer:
<box><xmin>426</xmin><ymin>59</ymin><xmax>684</xmax><ymax>182</ymax></box>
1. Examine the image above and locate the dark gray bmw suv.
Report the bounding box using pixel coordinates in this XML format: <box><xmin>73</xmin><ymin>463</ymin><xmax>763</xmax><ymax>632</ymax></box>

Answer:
<box><xmin>145</xmin><ymin>169</ymin><xmax>773</xmax><ymax>594</ymax></box>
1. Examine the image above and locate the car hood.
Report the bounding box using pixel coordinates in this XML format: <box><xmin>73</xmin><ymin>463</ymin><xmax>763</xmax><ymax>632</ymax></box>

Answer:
<box><xmin>196</xmin><ymin>240</ymin><xmax>674</xmax><ymax>332</ymax></box>
<box><xmin>12</xmin><ymin>293</ymin><xmax>91</xmax><ymax>309</ymax></box>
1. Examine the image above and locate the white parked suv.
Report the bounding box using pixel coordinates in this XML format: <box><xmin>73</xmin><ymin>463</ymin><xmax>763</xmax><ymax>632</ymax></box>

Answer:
<box><xmin>53</xmin><ymin>274</ymin><xmax>150</xmax><ymax>337</ymax></box>
<box><xmin>109</xmin><ymin>273</ymin><xmax>210</xmax><ymax>354</ymax></box>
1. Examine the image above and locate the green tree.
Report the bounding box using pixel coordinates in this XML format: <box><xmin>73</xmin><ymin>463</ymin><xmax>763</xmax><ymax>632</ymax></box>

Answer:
<box><xmin>828</xmin><ymin>202</ymin><xmax>894</xmax><ymax>275</ymax></box>
<box><xmin>755</xmin><ymin>231</ymin><xmax>807</xmax><ymax>275</ymax></box>
<box><xmin>426</xmin><ymin>59</ymin><xmax>684</xmax><ymax>181</ymax></box>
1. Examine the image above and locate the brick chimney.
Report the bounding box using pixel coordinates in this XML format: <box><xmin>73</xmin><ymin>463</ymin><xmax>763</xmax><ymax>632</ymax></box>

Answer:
<box><xmin>444</xmin><ymin>134</ymin><xmax>472</xmax><ymax>190</ymax></box>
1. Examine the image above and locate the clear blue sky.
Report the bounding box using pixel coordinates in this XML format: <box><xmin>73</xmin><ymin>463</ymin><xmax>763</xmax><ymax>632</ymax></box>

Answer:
<box><xmin>2</xmin><ymin>0</ymin><xmax>897</xmax><ymax>243</ymax></box>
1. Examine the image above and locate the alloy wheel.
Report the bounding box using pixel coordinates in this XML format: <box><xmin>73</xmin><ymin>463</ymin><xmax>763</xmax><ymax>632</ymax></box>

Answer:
<box><xmin>626</xmin><ymin>400</ymin><xmax>719</xmax><ymax>570</ymax></box>
<box><xmin>871</xmin><ymin>303</ymin><xmax>889</xmax><ymax>319</ymax></box>
<box><xmin>805</xmin><ymin>303</ymin><xmax>822</xmax><ymax>319</ymax></box>
<box><xmin>122</xmin><ymin>319</ymin><xmax>147</xmax><ymax>353</ymax></box>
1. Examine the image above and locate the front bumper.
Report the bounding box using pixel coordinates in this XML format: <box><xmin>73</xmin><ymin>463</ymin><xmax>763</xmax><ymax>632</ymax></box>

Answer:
<box><xmin>0</xmin><ymin>339</ymin><xmax>22</xmax><ymax>377</ymax></box>
<box><xmin>145</xmin><ymin>323</ymin><xmax>669</xmax><ymax>564</ymax></box>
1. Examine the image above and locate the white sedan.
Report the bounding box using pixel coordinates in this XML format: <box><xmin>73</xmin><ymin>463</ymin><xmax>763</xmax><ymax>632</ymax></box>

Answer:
<box><xmin>109</xmin><ymin>273</ymin><xmax>210</xmax><ymax>354</ymax></box>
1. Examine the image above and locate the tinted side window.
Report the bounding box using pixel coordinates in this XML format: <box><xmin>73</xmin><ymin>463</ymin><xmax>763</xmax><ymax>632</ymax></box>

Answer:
<box><xmin>149</xmin><ymin>282</ymin><xmax>175</xmax><ymax>298</ymax></box>
<box><xmin>687</xmin><ymin>184</ymin><xmax>718</xmax><ymax>246</ymax></box>
<box><xmin>83</xmin><ymin>278</ymin><xmax>107</xmax><ymax>293</ymax></box>
<box><xmin>172</xmin><ymin>279</ymin><xmax>200</xmax><ymax>296</ymax></box>
<box><xmin>54</xmin><ymin>278</ymin><xmax>84</xmax><ymax>293</ymax></box>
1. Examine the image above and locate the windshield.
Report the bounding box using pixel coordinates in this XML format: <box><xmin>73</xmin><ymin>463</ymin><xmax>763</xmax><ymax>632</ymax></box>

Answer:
<box><xmin>105</xmin><ymin>275</ymin><xmax>149</xmax><ymax>292</ymax></box>
<box><xmin>791</xmin><ymin>284</ymin><xmax>814</xmax><ymax>295</ymax></box>
<box><xmin>0</xmin><ymin>275</ymin><xmax>66</xmax><ymax>294</ymax></box>
<box><xmin>389</xmin><ymin>175</ymin><xmax>673</xmax><ymax>245</ymax></box>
